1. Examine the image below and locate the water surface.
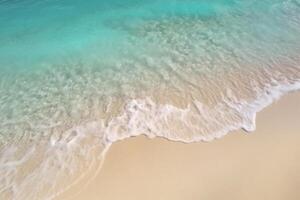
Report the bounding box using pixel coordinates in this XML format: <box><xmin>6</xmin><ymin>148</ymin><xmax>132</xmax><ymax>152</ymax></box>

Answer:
<box><xmin>0</xmin><ymin>0</ymin><xmax>300</xmax><ymax>199</ymax></box>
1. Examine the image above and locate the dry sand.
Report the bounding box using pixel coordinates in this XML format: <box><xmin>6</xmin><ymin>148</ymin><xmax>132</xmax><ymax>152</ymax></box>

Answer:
<box><xmin>64</xmin><ymin>91</ymin><xmax>300</xmax><ymax>200</ymax></box>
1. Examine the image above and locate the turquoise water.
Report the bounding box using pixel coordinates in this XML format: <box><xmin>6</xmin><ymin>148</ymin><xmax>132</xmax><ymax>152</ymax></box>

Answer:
<box><xmin>0</xmin><ymin>0</ymin><xmax>300</xmax><ymax>199</ymax></box>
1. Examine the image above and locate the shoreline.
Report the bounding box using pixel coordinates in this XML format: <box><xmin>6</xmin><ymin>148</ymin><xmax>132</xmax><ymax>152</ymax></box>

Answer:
<box><xmin>67</xmin><ymin>90</ymin><xmax>300</xmax><ymax>200</ymax></box>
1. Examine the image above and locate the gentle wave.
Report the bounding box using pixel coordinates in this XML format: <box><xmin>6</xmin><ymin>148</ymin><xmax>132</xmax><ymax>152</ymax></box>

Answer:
<box><xmin>0</xmin><ymin>0</ymin><xmax>300</xmax><ymax>199</ymax></box>
<box><xmin>106</xmin><ymin>81</ymin><xmax>300</xmax><ymax>144</ymax></box>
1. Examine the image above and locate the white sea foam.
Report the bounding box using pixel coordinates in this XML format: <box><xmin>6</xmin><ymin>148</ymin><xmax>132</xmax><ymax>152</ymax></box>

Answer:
<box><xmin>104</xmin><ymin>80</ymin><xmax>300</xmax><ymax>144</ymax></box>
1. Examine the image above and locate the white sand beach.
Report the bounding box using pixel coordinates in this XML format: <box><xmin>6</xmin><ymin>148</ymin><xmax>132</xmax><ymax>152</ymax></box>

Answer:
<box><xmin>63</xmin><ymin>91</ymin><xmax>300</xmax><ymax>200</ymax></box>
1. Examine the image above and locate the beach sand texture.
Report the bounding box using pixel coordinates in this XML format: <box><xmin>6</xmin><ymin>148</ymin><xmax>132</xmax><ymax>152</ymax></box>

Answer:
<box><xmin>69</xmin><ymin>92</ymin><xmax>300</xmax><ymax>200</ymax></box>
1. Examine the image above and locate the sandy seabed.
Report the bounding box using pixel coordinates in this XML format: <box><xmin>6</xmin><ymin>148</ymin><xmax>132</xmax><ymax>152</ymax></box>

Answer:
<box><xmin>57</xmin><ymin>91</ymin><xmax>300</xmax><ymax>200</ymax></box>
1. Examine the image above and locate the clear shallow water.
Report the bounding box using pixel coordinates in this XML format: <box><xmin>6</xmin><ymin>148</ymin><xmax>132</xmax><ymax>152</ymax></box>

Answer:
<box><xmin>0</xmin><ymin>0</ymin><xmax>300</xmax><ymax>199</ymax></box>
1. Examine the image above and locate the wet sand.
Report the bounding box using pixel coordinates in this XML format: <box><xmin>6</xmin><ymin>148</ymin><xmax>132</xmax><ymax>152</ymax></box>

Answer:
<box><xmin>67</xmin><ymin>91</ymin><xmax>300</xmax><ymax>200</ymax></box>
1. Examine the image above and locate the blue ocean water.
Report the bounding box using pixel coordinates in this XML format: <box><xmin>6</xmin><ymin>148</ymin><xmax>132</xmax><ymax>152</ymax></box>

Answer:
<box><xmin>0</xmin><ymin>0</ymin><xmax>300</xmax><ymax>199</ymax></box>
